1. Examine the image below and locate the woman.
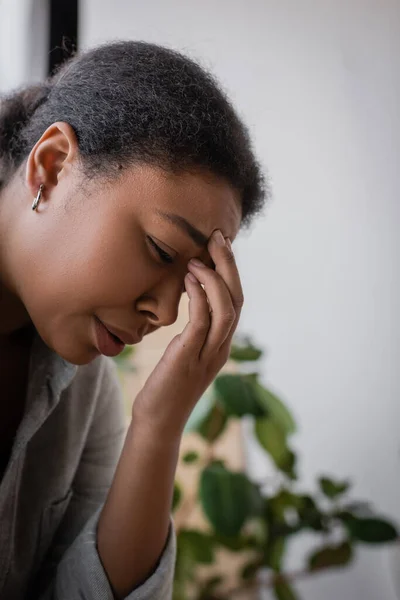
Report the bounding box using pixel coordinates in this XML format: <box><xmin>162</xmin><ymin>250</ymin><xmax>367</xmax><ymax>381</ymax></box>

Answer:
<box><xmin>0</xmin><ymin>41</ymin><xmax>266</xmax><ymax>599</ymax></box>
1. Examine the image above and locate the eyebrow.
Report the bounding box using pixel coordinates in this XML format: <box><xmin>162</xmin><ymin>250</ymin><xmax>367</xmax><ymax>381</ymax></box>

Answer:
<box><xmin>156</xmin><ymin>211</ymin><xmax>209</xmax><ymax>247</ymax></box>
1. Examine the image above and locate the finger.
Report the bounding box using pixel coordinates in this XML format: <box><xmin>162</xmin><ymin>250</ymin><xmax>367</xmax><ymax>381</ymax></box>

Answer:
<box><xmin>187</xmin><ymin>258</ymin><xmax>236</xmax><ymax>353</ymax></box>
<box><xmin>208</xmin><ymin>230</ymin><xmax>244</xmax><ymax>323</ymax></box>
<box><xmin>178</xmin><ymin>272</ymin><xmax>210</xmax><ymax>355</ymax></box>
<box><xmin>206</xmin><ymin>231</ymin><xmax>244</xmax><ymax>348</ymax></box>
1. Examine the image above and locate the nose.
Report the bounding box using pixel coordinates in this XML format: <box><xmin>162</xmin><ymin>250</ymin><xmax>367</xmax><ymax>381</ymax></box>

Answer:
<box><xmin>136</xmin><ymin>279</ymin><xmax>183</xmax><ymax>328</ymax></box>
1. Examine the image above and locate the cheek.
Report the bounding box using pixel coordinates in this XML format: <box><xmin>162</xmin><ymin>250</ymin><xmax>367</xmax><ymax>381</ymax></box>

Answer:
<box><xmin>79</xmin><ymin>227</ymin><xmax>157</xmax><ymax>307</ymax></box>
<box><xmin>21</xmin><ymin>214</ymin><xmax>157</xmax><ymax>325</ymax></box>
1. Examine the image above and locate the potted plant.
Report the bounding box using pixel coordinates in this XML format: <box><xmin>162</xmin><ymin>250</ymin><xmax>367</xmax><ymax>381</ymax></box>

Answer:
<box><xmin>170</xmin><ymin>339</ymin><xmax>398</xmax><ymax>600</ymax></box>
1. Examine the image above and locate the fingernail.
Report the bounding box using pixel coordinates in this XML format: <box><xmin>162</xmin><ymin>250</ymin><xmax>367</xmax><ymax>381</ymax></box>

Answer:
<box><xmin>189</xmin><ymin>258</ymin><xmax>205</xmax><ymax>268</ymax></box>
<box><xmin>213</xmin><ymin>230</ymin><xmax>225</xmax><ymax>246</ymax></box>
<box><xmin>226</xmin><ymin>238</ymin><xmax>232</xmax><ymax>251</ymax></box>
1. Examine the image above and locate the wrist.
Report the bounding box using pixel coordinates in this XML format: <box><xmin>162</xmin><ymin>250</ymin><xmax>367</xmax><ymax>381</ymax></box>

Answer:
<box><xmin>130</xmin><ymin>397</ymin><xmax>186</xmax><ymax>447</ymax></box>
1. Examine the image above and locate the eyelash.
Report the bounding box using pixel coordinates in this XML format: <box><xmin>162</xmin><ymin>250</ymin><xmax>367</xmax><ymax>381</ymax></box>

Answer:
<box><xmin>147</xmin><ymin>236</ymin><xmax>174</xmax><ymax>265</ymax></box>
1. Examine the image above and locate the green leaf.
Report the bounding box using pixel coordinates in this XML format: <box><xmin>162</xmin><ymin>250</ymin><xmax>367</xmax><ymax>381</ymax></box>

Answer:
<box><xmin>200</xmin><ymin>463</ymin><xmax>256</xmax><ymax>537</ymax></box>
<box><xmin>267</xmin><ymin>537</ymin><xmax>286</xmax><ymax>572</ymax></box>
<box><xmin>297</xmin><ymin>495</ymin><xmax>327</xmax><ymax>532</ymax></box>
<box><xmin>254</xmin><ymin>382</ymin><xmax>296</xmax><ymax>435</ymax></box>
<box><xmin>319</xmin><ymin>477</ymin><xmax>350</xmax><ymax>500</ymax></box>
<box><xmin>196</xmin><ymin>402</ymin><xmax>228</xmax><ymax>442</ymax></box>
<box><xmin>340</xmin><ymin>502</ymin><xmax>374</xmax><ymax>518</ymax></box>
<box><xmin>273</xmin><ymin>579</ymin><xmax>299</xmax><ymax>600</ymax></box>
<box><xmin>247</xmin><ymin>482</ymin><xmax>265</xmax><ymax>518</ymax></box>
<box><xmin>174</xmin><ymin>534</ymin><xmax>197</xmax><ymax>597</ymax></box>
<box><xmin>172</xmin><ymin>482</ymin><xmax>182</xmax><ymax>512</ymax></box>
<box><xmin>344</xmin><ymin>517</ymin><xmax>398</xmax><ymax>544</ymax></box>
<box><xmin>230</xmin><ymin>341</ymin><xmax>263</xmax><ymax>362</ymax></box>
<box><xmin>254</xmin><ymin>418</ymin><xmax>292</xmax><ymax>471</ymax></box>
<box><xmin>214</xmin><ymin>374</ymin><xmax>265</xmax><ymax>418</ymax></box>
<box><xmin>178</xmin><ymin>530</ymin><xmax>215</xmax><ymax>564</ymax></box>
<box><xmin>182</xmin><ymin>451</ymin><xmax>199</xmax><ymax>464</ymax></box>
<box><xmin>172</xmin><ymin>580</ymin><xmax>187</xmax><ymax>600</ymax></box>
<box><xmin>213</xmin><ymin>533</ymin><xmax>249</xmax><ymax>552</ymax></box>
<box><xmin>280</xmin><ymin>450</ymin><xmax>297</xmax><ymax>480</ymax></box>
<box><xmin>308</xmin><ymin>541</ymin><xmax>353</xmax><ymax>571</ymax></box>
<box><xmin>276</xmin><ymin>489</ymin><xmax>304</xmax><ymax>509</ymax></box>
<box><xmin>268</xmin><ymin>489</ymin><xmax>303</xmax><ymax>525</ymax></box>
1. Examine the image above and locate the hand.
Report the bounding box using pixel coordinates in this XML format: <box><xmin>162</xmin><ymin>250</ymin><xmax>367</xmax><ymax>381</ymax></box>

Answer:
<box><xmin>132</xmin><ymin>229</ymin><xmax>244</xmax><ymax>439</ymax></box>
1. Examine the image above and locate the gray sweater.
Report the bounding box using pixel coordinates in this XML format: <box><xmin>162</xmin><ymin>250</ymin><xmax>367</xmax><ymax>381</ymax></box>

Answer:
<box><xmin>0</xmin><ymin>333</ymin><xmax>175</xmax><ymax>599</ymax></box>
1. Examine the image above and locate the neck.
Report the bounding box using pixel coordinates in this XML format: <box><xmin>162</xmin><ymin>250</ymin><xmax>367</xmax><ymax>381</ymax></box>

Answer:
<box><xmin>0</xmin><ymin>283</ymin><xmax>31</xmax><ymax>336</ymax></box>
<box><xmin>0</xmin><ymin>178</ymin><xmax>32</xmax><ymax>336</ymax></box>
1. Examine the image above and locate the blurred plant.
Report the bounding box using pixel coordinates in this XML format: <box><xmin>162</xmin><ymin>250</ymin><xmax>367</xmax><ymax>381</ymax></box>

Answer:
<box><xmin>112</xmin><ymin>345</ymin><xmax>136</xmax><ymax>373</ymax></box>
<box><xmin>171</xmin><ymin>338</ymin><xmax>398</xmax><ymax>600</ymax></box>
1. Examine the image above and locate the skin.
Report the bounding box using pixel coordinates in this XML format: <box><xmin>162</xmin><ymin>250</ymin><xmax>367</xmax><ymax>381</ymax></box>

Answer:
<box><xmin>0</xmin><ymin>122</ymin><xmax>244</xmax><ymax>596</ymax></box>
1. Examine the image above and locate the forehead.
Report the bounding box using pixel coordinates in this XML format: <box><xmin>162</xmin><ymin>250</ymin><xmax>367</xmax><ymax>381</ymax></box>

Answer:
<box><xmin>123</xmin><ymin>165</ymin><xmax>242</xmax><ymax>241</ymax></box>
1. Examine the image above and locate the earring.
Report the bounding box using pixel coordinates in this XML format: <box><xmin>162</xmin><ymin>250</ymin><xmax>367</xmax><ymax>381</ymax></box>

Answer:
<box><xmin>32</xmin><ymin>184</ymin><xmax>44</xmax><ymax>211</ymax></box>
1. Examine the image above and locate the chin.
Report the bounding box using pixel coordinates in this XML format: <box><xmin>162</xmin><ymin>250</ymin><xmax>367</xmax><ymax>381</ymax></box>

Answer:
<box><xmin>64</xmin><ymin>348</ymin><xmax>101</xmax><ymax>366</ymax></box>
<box><xmin>56</xmin><ymin>340</ymin><xmax>101</xmax><ymax>366</ymax></box>
<box><xmin>39</xmin><ymin>327</ymin><xmax>100</xmax><ymax>366</ymax></box>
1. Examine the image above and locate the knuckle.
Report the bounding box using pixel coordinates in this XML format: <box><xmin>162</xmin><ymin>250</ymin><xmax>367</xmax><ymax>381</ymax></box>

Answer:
<box><xmin>235</xmin><ymin>294</ymin><xmax>245</xmax><ymax>309</ymax></box>
<box><xmin>220</xmin><ymin>309</ymin><xmax>236</xmax><ymax>325</ymax></box>
<box><xmin>224</xmin><ymin>248</ymin><xmax>236</xmax><ymax>264</ymax></box>
<box><xmin>194</xmin><ymin>317</ymin><xmax>209</xmax><ymax>333</ymax></box>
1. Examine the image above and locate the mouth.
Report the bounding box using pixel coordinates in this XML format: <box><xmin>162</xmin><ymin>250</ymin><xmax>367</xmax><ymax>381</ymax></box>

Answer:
<box><xmin>93</xmin><ymin>318</ymin><xmax>125</xmax><ymax>357</ymax></box>
<box><xmin>93</xmin><ymin>317</ymin><xmax>143</xmax><ymax>357</ymax></box>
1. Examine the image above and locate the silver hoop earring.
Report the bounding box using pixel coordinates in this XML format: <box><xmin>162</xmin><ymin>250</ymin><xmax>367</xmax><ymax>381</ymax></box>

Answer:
<box><xmin>32</xmin><ymin>184</ymin><xmax>44</xmax><ymax>211</ymax></box>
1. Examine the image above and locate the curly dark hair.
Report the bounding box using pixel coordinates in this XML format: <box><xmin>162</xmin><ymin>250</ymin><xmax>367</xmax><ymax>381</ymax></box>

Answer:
<box><xmin>0</xmin><ymin>41</ymin><xmax>267</xmax><ymax>226</ymax></box>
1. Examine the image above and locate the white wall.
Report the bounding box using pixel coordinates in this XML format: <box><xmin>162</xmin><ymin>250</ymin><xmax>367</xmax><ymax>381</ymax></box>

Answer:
<box><xmin>81</xmin><ymin>1</ymin><xmax>400</xmax><ymax>597</ymax></box>
<box><xmin>0</xmin><ymin>0</ymin><xmax>48</xmax><ymax>93</ymax></box>
<box><xmin>64</xmin><ymin>0</ymin><xmax>400</xmax><ymax>597</ymax></box>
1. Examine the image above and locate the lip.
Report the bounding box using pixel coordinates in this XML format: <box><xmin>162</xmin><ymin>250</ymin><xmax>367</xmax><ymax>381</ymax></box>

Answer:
<box><xmin>95</xmin><ymin>317</ymin><xmax>143</xmax><ymax>347</ymax></box>
<box><xmin>102</xmin><ymin>322</ymin><xmax>143</xmax><ymax>346</ymax></box>
<box><xmin>94</xmin><ymin>317</ymin><xmax>126</xmax><ymax>357</ymax></box>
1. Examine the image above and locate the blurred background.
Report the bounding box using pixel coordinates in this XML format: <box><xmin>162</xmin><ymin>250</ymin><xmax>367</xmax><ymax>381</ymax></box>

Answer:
<box><xmin>1</xmin><ymin>1</ymin><xmax>399</xmax><ymax>598</ymax></box>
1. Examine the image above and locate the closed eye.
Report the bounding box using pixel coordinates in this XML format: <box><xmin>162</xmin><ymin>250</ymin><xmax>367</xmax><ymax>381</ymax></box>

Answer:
<box><xmin>147</xmin><ymin>236</ymin><xmax>174</xmax><ymax>264</ymax></box>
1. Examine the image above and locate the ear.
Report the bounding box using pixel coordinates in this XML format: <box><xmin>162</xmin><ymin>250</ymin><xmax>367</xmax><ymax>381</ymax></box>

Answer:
<box><xmin>25</xmin><ymin>122</ymin><xmax>79</xmax><ymax>198</ymax></box>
